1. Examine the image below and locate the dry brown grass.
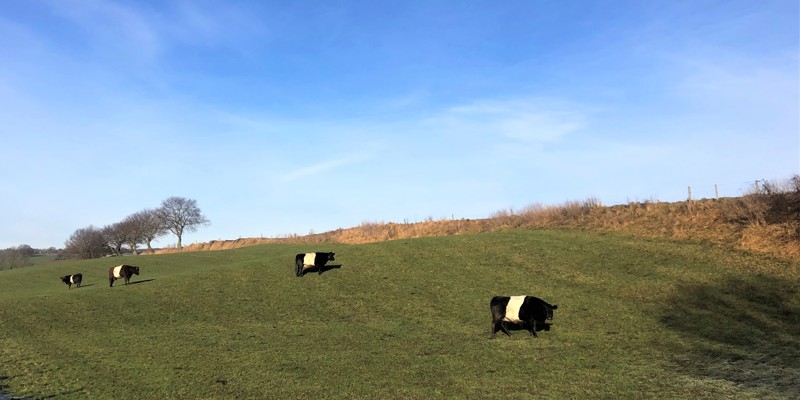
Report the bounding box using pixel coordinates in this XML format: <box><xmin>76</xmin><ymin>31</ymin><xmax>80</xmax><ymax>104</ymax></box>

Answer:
<box><xmin>154</xmin><ymin>178</ymin><xmax>800</xmax><ymax>261</ymax></box>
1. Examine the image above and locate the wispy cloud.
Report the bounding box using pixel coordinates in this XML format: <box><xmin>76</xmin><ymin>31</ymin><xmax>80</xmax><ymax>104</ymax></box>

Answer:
<box><xmin>166</xmin><ymin>0</ymin><xmax>267</xmax><ymax>47</ymax></box>
<box><xmin>280</xmin><ymin>156</ymin><xmax>370</xmax><ymax>182</ymax></box>
<box><xmin>674</xmin><ymin>52</ymin><xmax>798</xmax><ymax>120</ymax></box>
<box><xmin>423</xmin><ymin>98</ymin><xmax>588</xmax><ymax>144</ymax></box>
<box><xmin>39</xmin><ymin>0</ymin><xmax>267</xmax><ymax>66</ymax></box>
<box><xmin>45</xmin><ymin>0</ymin><xmax>162</xmax><ymax>62</ymax></box>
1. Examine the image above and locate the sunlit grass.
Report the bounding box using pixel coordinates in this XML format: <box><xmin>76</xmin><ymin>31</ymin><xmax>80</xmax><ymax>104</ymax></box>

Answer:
<box><xmin>0</xmin><ymin>229</ymin><xmax>797</xmax><ymax>399</ymax></box>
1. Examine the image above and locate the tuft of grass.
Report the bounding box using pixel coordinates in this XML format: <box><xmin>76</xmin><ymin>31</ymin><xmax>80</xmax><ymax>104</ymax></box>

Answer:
<box><xmin>1</xmin><ymin>229</ymin><xmax>798</xmax><ymax>399</ymax></box>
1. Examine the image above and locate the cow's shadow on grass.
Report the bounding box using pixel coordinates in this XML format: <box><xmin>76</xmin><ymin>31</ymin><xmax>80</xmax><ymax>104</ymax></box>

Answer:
<box><xmin>300</xmin><ymin>264</ymin><xmax>342</xmax><ymax>276</ymax></box>
<box><xmin>492</xmin><ymin>322</ymin><xmax>552</xmax><ymax>337</ymax></box>
<box><xmin>660</xmin><ymin>274</ymin><xmax>799</xmax><ymax>396</ymax></box>
<box><xmin>127</xmin><ymin>279</ymin><xmax>155</xmax><ymax>285</ymax></box>
<box><xmin>77</xmin><ymin>283</ymin><xmax>95</xmax><ymax>288</ymax></box>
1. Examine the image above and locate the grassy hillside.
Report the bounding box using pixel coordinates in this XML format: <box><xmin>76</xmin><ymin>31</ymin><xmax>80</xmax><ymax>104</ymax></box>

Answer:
<box><xmin>161</xmin><ymin>190</ymin><xmax>800</xmax><ymax>261</ymax></box>
<box><xmin>1</xmin><ymin>230</ymin><xmax>798</xmax><ymax>399</ymax></box>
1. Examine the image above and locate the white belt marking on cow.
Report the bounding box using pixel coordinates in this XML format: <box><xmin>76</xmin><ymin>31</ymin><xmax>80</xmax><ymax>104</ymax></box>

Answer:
<box><xmin>503</xmin><ymin>296</ymin><xmax>526</xmax><ymax>323</ymax></box>
<box><xmin>113</xmin><ymin>266</ymin><xmax>123</xmax><ymax>279</ymax></box>
<box><xmin>303</xmin><ymin>253</ymin><xmax>316</xmax><ymax>269</ymax></box>
<box><xmin>70</xmin><ymin>275</ymin><xmax>76</xmax><ymax>284</ymax></box>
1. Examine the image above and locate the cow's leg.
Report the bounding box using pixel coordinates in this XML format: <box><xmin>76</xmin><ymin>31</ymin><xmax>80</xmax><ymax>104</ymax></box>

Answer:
<box><xmin>529</xmin><ymin>320</ymin><xmax>538</xmax><ymax>337</ymax></box>
<box><xmin>109</xmin><ymin>278</ymin><xmax>114</xmax><ymax>288</ymax></box>
<box><xmin>490</xmin><ymin>319</ymin><xmax>497</xmax><ymax>338</ymax></box>
<box><xmin>317</xmin><ymin>264</ymin><xmax>323</xmax><ymax>275</ymax></box>
<box><xmin>490</xmin><ymin>318</ymin><xmax>505</xmax><ymax>338</ymax></box>
<box><xmin>489</xmin><ymin>301</ymin><xmax>506</xmax><ymax>338</ymax></box>
<box><xmin>499</xmin><ymin>321</ymin><xmax>512</xmax><ymax>337</ymax></box>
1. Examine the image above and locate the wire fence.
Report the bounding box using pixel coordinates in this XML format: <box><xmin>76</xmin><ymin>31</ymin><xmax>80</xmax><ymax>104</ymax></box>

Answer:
<box><xmin>686</xmin><ymin>177</ymin><xmax>799</xmax><ymax>201</ymax></box>
<box><xmin>600</xmin><ymin>176</ymin><xmax>800</xmax><ymax>206</ymax></box>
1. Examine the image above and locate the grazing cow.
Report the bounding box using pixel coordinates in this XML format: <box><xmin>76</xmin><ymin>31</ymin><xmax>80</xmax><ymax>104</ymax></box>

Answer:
<box><xmin>60</xmin><ymin>273</ymin><xmax>82</xmax><ymax>289</ymax></box>
<box><xmin>490</xmin><ymin>295</ymin><xmax>558</xmax><ymax>338</ymax></box>
<box><xmin>108</xmin><ymin>264</ymin><xmax>140</xmax><ymax>287</ymax></box>
<box><xmin>295</xmin><ymin>252</ymin><xmax>335</xmax><ymax>277</ymax></box>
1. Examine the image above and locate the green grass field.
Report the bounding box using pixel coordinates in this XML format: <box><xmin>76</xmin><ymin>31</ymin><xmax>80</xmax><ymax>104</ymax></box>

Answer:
<box><xmin>0</xmin><ymin>229</ymin><xmax>797</xmax><ymax>399</ymax></box>
<box><xmin>29</xmin><ymin>254</ymin><xmax>58</xmax><ymax>266</ymax></box>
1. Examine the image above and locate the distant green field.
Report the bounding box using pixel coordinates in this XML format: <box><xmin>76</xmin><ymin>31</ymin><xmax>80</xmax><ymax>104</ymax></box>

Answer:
<box><xmin>29</xmin><ymin>254</ymin><xmax>58</xmax><ymax>265</ymax></box>
<box><xmin>0</xmin><ymin>229</ymin><xmax>797</xmax><ymax>399</ymax></box>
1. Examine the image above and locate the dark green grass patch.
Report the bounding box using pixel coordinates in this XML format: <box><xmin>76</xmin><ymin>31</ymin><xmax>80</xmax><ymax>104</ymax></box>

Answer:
<box><xmin>29</xmin><ymin>254</ymin><xmax>57</xmax><ymax>266</ymax></box>
<box><xmin>0</xmin><ymin>230</ymin><xmax>797</xmax><ymax>399</ymax></box>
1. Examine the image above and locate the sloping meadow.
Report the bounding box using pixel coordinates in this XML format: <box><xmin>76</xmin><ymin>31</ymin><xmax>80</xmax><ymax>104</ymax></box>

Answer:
<box><xmin>0</xmin><ymin>230</ymin><xmax>797</xmax><ymax>399</ymax></box>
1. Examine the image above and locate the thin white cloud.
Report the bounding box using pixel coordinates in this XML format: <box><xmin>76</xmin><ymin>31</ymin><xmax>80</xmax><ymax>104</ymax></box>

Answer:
<box><xmin>675</xmin><ymin>52</ymin><xmax>798</xmax><ymax>112</ymax></box>
<box><xmin>280</xmin><ymin>157</ymin><xmax>369</xmax><ymax>182</ymax></box>
<box><xmin>39</xmin><ymin>0</ymin><xmax>267</xmax><ymax>66</ymax></box>
<box><xmin>167</xmin><ymin>0</ymin><xmax>267</xmax><ymax>47</ymax></box>
<box><xmin>423</xmin><ymin>98</ymin><xmax>588</xmax><ymax>145</ymax></box>
<box><xmin>45</xmin><ymin>0</ymin><xmax>162</xmax><ymax>61</ymax></box>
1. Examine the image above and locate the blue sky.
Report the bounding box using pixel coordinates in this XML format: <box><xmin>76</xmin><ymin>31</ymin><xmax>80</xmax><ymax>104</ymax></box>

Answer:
<box><xmin>1</xmin><ymin>0</ymin><xmax>798</xmax><ymax>249</ymax></box>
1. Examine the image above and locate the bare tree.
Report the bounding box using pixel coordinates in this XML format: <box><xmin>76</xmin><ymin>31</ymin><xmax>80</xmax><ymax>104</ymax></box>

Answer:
<box><xmin>109</xmin><ymin>209</ymin><xmax>166</xmax><ymax>255</ymax></box>
<box><xmin>119</xmin><ymin>213</ymin><xmax>147</xmax><ymax>255</ymax></box>
<box><xmin>0</xmin><ymin>246</ymin><xmax>33</xmax><ymax>270</ymax></box>
<box><xmin>63</xmin><ymin>225</ymin><xmax>109</xmax><ymax>259</ymax></box>
<box><xmin>103</xmin><ymin>223</ymin><xmax>127</xmax><ymax>256</ymax></box>
<box><xmin>16</xmin><ymin>244</ymin><xmax>35</xmax><ymax>257</ymax></box>
<box><xmin>157</xmin><ymin>196</ymin><xmax>210</xmax><ymax>249</ymax></box>
<box><xmin>133</xmin><ymin>208</ymin><xmax>167</xmax><ymax>253</ymax></box>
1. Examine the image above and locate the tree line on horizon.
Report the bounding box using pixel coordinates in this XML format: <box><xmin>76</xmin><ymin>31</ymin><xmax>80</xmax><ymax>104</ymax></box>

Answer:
<box><xmin>0</xmin><ymin>245</ymin><xmax>58</xmax><ymax>270</ymax></box>
<box><xmin>60</xmin><ymin>196</ymin><xmax>210</xmax><ymax>260</ymax></box>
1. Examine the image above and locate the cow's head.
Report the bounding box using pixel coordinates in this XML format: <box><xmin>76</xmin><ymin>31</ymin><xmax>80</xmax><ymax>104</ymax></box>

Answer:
<box><xmin>60</xmin><ymin>275</ymin><xmax>71</xmax><ymax>284</ymax></box>
<box><xmin>327</xmin><ymin>253</ymin><xmax>335</xmax><ymax>261</ymax></box>
<box><xmin>546</xmin><ymin>304</ymin><xmax>558</xmax><ymax>320</ymax></box>
<box><xmin>131</xmin><ymin>266</ymin><xmax>140</xmax><ymax>275</ymax></box>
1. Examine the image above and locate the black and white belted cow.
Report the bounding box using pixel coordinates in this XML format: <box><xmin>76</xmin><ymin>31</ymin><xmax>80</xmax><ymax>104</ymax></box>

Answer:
<box><xmin>60</xmin><ymin>273</ymin><xmax>82</xmax><ymax>289</ymax></box>
<box><xmin>490</xmin><ymin>295</ymin><xmax>558</xmax><ymax>338</ymax></box>
<box><xmin>108</xmin><ymin>264</ymin><xmax>140</xmax><ymax>287</ymax></box>
<box><xmin>295</xmin><ymin>252</ymin><xmax>335</xmax><ymax>277</ymax></box>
